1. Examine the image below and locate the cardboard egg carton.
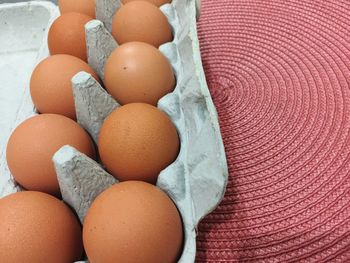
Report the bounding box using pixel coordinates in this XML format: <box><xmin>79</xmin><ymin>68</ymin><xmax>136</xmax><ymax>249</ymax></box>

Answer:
<box><xmin>0</xmin><ymin>1</ymin><xmax>59</xmax><ymax>197</ymax></box>
<box><xmin>0</xmin><ymin>0</ymin><xmax>228</xmax><ymax>262</ymax></box>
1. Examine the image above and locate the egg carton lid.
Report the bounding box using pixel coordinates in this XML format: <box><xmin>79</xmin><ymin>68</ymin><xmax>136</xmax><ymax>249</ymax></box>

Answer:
<box><xmin>0</xmin><ymin>0</ymin><xmax>59</xmax><ymax>197</ymax></box>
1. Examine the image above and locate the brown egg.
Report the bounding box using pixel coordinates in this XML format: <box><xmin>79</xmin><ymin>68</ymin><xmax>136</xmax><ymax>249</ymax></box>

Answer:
<box><xmin>0</xmin><ymin>191</ymin><xmax>83</xmax><ymax>263</ymax></box>
<box><xmin>121</xmin><ymin>0</ymin><xmax>171</xmax><ymax>7</ymax></box>
<box><xmin>83</xmin><ymin>181</ymin><xmax>183</xmax><ymax>263</ymax></box>
<box><xmin>48</xmin><ymin>12</ymin><xmax>92</xmax><ymax>61</ymax></box>
<box><xmin>104</xmin><ymin>42</ymin><xmax>175</xmax><ymax>106</ymax></box>
<box><xmin>6</xmin><ymin>114</ymin><xmax>96</xmax><ymax>197</ymax></box>
<box><xmin>30</xmin><ymin>54</ymin><xmax>99</xmax><ymax>120</ymax></box>
<box><xmin>59</xmin><ymin>0</ymin><xmax>96</xmax><ymax>18</ymax></box>
<box><xmin>99</xmin><ymin>103</ymin><xmax>179</xmax><ymax>184</ymax></box>
<box><xmin>112</xmin><ymin>1</ymin><xmax>173</xmax><ymax>47</ymax></box>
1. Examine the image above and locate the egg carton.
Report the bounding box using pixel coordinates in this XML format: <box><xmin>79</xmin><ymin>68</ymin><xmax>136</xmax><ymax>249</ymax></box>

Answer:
<box><xmin>0</xmin><ymin>0</ymin><xmax>228</xmax><ymax>262</ymax></box>
<box><xmin>0</xmin><ymin>1</ymin><xmax>60</xmax><ymax>197</ymax></box>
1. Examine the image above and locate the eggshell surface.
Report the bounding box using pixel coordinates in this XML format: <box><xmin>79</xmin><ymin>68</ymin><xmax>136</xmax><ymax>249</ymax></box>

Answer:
<box><xmin>6</xmin><ymin>114</ymin><xmax>96</xmax><ymax>196</ymax></box>
<box><xmin>30</xmin><ymin>54</ymin><xmax>99</xmax><ymax>120</ymax></box>
<box><xmin>59</xmin><ymin>0</ymin><xmax>96</xmax><ymax>18</ymax></box>
<box><xmin>83</xmin><ymin>181</ymin><xmax>183</xmax><ymax>263</ymax></box>
<box><xmin>98</xmin><ymin>103</ymin><xmax>179</xmax><ymax>184</ymax></box>
<box><xmin>112</xmin><ymin>1</ymin><xmax>173</xmax><ymax>47</ymax></box>
<box><xmin>104</xmin><ymin>42</ymin><xmax>175</xmax><ymax>106</ymax></box>
<box><xmin>0</xmin><ymin>191</ymin><xmax>83</xmax><ymax>263</ymax></box>
<box><xmin>48</xmin><ymin>12</ymin><xmax>92</xmax><ymax>61</ymax></box>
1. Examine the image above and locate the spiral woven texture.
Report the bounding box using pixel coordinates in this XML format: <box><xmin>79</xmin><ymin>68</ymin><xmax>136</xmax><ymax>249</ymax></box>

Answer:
<box><xmin>196</xmin><ymin>0</ymin><xmax>350</xmax><ymax>262</ymax></box>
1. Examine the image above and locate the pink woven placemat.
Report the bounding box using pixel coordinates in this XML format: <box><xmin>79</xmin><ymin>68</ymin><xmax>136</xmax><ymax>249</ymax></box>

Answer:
<box><xmin>195</xmin><ymin>0</ymin><xmax>350</xmax><ymax>262</ymax></box>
